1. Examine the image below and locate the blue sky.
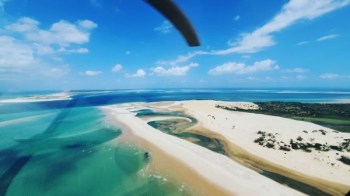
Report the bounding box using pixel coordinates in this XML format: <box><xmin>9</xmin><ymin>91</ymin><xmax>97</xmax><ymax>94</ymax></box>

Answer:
<box><xmin>0</xmin><ymin>0</ymin><xmax>350</xmax><ymax>90</ymax></box>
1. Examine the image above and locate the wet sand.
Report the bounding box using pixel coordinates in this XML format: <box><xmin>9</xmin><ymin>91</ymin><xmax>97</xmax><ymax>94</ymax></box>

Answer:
<box><xmin>102</xmin><ymin>104</ymin><xmax>304</xmax><ymax>195</ymax></box>
<box><xmin>181</xmin><ymin>100</ymin><xmax>350</xmax><ymax>195</ymax></box>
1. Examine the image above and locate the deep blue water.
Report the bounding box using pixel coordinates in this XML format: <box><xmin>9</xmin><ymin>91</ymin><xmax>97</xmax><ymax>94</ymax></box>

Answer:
<box><xmin>1</xmin><ymin>88</ymin><xmax>350</xmax><ymax>114</ymax></box>
<box><xmin>0</xmin><ymin>88</ymin><xmax>349</xmax><ymax>195</ymax></box>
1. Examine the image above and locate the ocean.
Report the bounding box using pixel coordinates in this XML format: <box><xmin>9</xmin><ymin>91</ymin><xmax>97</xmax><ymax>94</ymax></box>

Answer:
<box><xmin>0</xmin><ymin>88</ymin><xmax>350</xmax><ymax>195</ymax></box>
<box><xmin>1</xmin><ymin>88</ymin><xmax>350</xmax><ymax>117</ymax></box>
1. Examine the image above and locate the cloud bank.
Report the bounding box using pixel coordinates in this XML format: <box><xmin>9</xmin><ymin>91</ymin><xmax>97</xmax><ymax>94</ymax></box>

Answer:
<box><xmin>214</xmin><ymin>0</ymin><xmax>350</xmax><ymax>55</ymax></box>
<box><xmin>0</xmin><ymin>17</ymin><xmax>97</xmax><ymax>79</ymax></box>
<box><xmin>209</xmin><ymin>59</ymin><xmax>279</xmax><ymax>75</ymax></box>
<box><xmin>152</xmin><ymin>63</ymin><xmax>199</xmax><ymax>76</ymax></box>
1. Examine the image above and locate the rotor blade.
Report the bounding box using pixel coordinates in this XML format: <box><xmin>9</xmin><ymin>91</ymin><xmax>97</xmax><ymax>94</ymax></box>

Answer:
<box><xmin>145</xmin><ymin>0</ymin><xmax>200</xmax><ymax>47</ymax></box>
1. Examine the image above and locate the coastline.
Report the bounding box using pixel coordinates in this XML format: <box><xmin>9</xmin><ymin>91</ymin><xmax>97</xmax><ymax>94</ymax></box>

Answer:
<box><xmin>0</xmin><ymin>92</ymin><xmax>71</xmax><ymax>103</ymax></box>
<box><xmin>181</xmin><ymin>100</ymin><xmax>350</xmax><ymax>195</ymax></box>
<box><xmin>103</xmin><ymin>113</ymin><xmax>230</xmax><ymax>196</ymax></box>
<box><xmin>101</xmin><ymin>103</ymin><xmax>305</xmax><ymax>195</ymax></box>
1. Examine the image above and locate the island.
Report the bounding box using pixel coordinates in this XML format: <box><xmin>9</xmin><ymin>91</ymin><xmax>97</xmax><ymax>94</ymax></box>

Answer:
<box><xmin>102</xmin><ymin>100</ymin><xmax>350</xmax><ymax>196</ymax></box>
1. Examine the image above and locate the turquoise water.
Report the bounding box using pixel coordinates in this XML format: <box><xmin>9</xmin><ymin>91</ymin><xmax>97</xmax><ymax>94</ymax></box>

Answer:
<box><xmin>0</xmin><ymin>106</ymin><xmax>192</xmax><ymax>196</ymax></box>
<box><xmin>136</xmin><ymin>109</ymin><xmax>227</xmax><ymax>155</ymax></box>
<box><xmin>2</xmin><ymin>89</ymin><xmax>350</xmax><ymax>195</ymax></box>
<box><xmin>5</xmin><ymin>143</ymin><xmax>190</xmax><ymax>196</ymax></box>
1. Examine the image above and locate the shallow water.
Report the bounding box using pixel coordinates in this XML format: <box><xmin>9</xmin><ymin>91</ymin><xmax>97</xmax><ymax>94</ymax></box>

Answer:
<box><xmin>0</xmin><ymin>105</ymin><xmax>192</xmax><ymax>196</ymax></box>
<box><xmin>1</xmin><ymin>89</ymin><xmax>346</xmax><ymax>195</ymax></box>
<box><xmin>148</xmin><ymin>120</ymin><xmax>227</xmax><ymax>155</ymax></box>
<box><xmin>5</xmin><ymin>143</ymin><xmax>190</xmax><ymax>196</ymax></box>
<box><xmin>142</xmin><ymin>109</ymin><xmax>330</xmax><ymax>196</ymax></box>
<box><xmin>137</xmin><ymin>110</ymin><xmax>227</xmax><ymax>154</ymax></box>
<box><xmin>261</xmin><ymin>171</ymin><xmax>330</xmax><ymax>196</ymax></box>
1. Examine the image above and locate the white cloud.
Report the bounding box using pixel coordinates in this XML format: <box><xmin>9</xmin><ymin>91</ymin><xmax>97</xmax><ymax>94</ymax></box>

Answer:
<box><xmin>132</xmin><ymin>69</ymin><xmax>146</xmax><ymax>78</ymax></box>
<box><xmin>78</xmin><ymin>20</ymin><xmax>98</xmax><ymax>29</ymax></box>
<box><xmin>0</xmin><ymin>17</ymin><xmax>96</xmax><ymax>80</ymax></box>
<box><xmin>84</xmin><ymin>70</ymin><xmax>102</xmax><ymax>76</ymax></box>
<box><xmin>297</xmin><ymin>41</ymin><xmax>309</xmax><ymax>45</ymax></box>
<box><xmin>5</xmin><ymin>17</ymin><xmax>38</xmax><ymax>32</ymax></box>
<box><xmin>296</xmin><ymin>75</ymin><xmax>306</xmax><ymax>80</ymax></box>
<box><xmin>0</xmin><ymin>36</ymin><xmax>70</xmax><ymax>79</ymax></box>
<box><xmin>154</xmin><ymin>21</ymin><xmax>173</xmax><ymax>34</ymax></box>
<box><xmin>317</xmin><ymin>34</ymin><xmax>339</xmax><ymax>41</ymax></box>
<box><xmin>32</xmin><ymin>43</ymin><xmax>56</xmax><ymax>55</ymax></box>
<box><xmin>320</xmin><ymin>73</ymin><xmax>339</xmax><ymax>79</ymax></box>
<box><xmin>57</xmin><ymin>47</ymin><xmax>89</xmax><ymax>54</ymax></box>
<box><xmin>221</xmin><ymin>33</ymin><xmax>275</xmax><ymax>54</ymax></box>
<box><xmin>40</xmin><ymin>64</ymin><xmax>70</xmax><ymax>77</ymax></box>
<box><xmin>112</xmin><ymin>64</ymin><xmax>123</xmax><ymax>72</ymax></box>
<box><xmin>234</xmin><ymin>15</ymin><xmax>240</xmax><ymax>21</ymax></box>
<box><xmin>286</xmin><ymin>67</ymin><xmax>309</xmax><ymax>73</ymax></box>
<box><xmin>30</xmin><ymin>20</ymin><xmax>89</xmax><ymax>45</ymax></box>
<box><xmin>156</xmin><ymin>51</ymin><xmax>208</xmax><ymax>66</ymax></box>
<box><xmin>6</xmin><ymin>17</ymin><xmax>96</xmax><ymax>47</ymax></box>
<box><xmin>209</xmin><ymin>59</ymin><xmax>279</xmax><ymax>75</ymax></box>
<box><xmin>298</xmin><ymin>34</ymin><xmax>339</xmax><ymax>45</ymax></box>
<box><xmin>152</xmin><ymin>63</ymin><xmax>198</xmax><ymax>76</ymax></box>
<box><xmin>0</xmin><ymin>36</ymin><xmax>35</xmax><ymax>69</ymax></box>
<box><xmin>213</xmin><ymin>0</ymin><xmax>350</xmax><ymax>55</ymax></box>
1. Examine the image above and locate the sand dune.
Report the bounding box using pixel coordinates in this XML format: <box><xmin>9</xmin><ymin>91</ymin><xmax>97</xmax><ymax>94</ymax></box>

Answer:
<box><xmin>102</xmin><ymin>103</ymin><xmax>306</xmax><ymax>195</ymax></box>
<box><xmin>181</xmin><ymin>100</ymin><xmax>350</xmax><ymax>195</ymax></box>
<box><xmin>101</xmin><ymin>100</ymin><xmax>350</xmax><ymax>195</ymax></box>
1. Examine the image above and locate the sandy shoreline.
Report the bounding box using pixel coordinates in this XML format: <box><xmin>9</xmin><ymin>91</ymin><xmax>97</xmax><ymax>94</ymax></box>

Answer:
<box><xmin>183</xmin><ymin>100</ymin><xmax>350</xmax><ymax>195</ymax></box>
<box><xmin>102</xmin><ymin>103</ymin><xmax>306</xmax><ymax>195</ymax></box>
<box><xmin>0</xmin><ymin>94</ymin><xmax>71</xmax><ymax>103</ymax></box>
<box><xmin>101</xmin><ymin>100</ymin><xmax>350</xmax><ymax>195</ymax></box>
<box><xmin>103</xmin><ymin>112</ymin><xmax>230</xmax><ymax>195</ymax></box>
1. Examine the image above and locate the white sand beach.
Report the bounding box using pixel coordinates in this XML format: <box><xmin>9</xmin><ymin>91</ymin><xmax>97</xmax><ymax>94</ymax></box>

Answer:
<box><xmin>0</xmin><ymin>92</ymin><xmax>71</xmax><ymax>103</ymax></box>
<box><xmin>102</xmin><ymin>100</ymin><xmax>350</xmax><ymax>195</ymax></box>
<box><xmin>181</xmin><ymin>100</ymin><xmax>350</xmax><ymax>195</ymax></box>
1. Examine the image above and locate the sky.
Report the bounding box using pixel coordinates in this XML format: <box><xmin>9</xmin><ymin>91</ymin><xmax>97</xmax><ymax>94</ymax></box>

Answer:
<box><xmin>0</xmin><ymin>0</ymin><xmax>350</xmax><ymax>90</ymax></box>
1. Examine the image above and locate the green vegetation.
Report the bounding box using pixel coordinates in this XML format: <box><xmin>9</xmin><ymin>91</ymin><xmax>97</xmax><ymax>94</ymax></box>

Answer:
<box><xmin>217</xmin><ymin>102</ymin><xmax>350</xmax><ymax>133</ymax></box>
<box><xmin>137</xmin><ymin>109</ymin><xmax>336</xmax><ymax>195</ymax></box>
<box><xmin>339</xmin><ymin>155</ymin><xmax>350</xmax><ymax>166</ymax></box>
<box><xmin>141</xmin><ymin>110</ymin><xmax>330</xmax><ymax>196</ymax></box>
<box><xmin>254</xmin><ymin>131</ymin><xmax>350</xmax><ymax>160</ymax></box>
